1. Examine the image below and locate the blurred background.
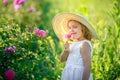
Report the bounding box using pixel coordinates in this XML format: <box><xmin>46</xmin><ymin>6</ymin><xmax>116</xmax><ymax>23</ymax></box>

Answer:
<box><xmin>0</xmin><ymin>0</ymin><xmax>120</xmax><ymax>80</ymax></box>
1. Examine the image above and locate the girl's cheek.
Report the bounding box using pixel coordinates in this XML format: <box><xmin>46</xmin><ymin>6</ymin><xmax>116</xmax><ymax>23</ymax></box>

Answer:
<box><xmin>71</xmin><ymin>34</ymin><xmax>76</xmax><ymax>39</ymax></box>
<box><xmin>71</xmin><ymin>35</ymin><xmax>73</xmax><ymax>39</ymax></box>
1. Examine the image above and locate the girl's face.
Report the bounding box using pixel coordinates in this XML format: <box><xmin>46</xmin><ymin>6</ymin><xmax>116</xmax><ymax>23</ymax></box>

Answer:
<box><xmin>68</xmin><ymin>20</ymin><xmax>85</xmax><ymax>41</ymax></box>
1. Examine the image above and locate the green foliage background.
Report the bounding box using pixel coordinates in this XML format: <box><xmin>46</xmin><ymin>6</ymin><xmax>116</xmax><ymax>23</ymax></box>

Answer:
<box><xmin>0</xmin><ymin>0</ymin><xmax>120</xmax><ymax>80</ymax></box>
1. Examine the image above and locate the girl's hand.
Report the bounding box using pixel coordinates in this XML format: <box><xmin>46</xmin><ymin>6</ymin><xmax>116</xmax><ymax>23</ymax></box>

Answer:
<box><xmin>64</xmin><ymin>41</ymin><xmax>70</xmax><ymax>53</ymax></box>
<box><xmin>60</xmin><ymin>41</ymin><xmax>70</xmax><ymax>63</ymax></box>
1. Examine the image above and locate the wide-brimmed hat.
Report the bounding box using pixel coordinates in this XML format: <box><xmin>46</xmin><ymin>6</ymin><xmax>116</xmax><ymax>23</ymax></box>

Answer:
<box><xmin>52</xmin><ymin>12</ymin><xmax>98</xmax><ymax>41</ymax></box>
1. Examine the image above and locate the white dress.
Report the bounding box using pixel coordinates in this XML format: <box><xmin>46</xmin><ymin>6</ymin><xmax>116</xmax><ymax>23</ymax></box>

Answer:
<box><xmin>61</xmin><ymin>40</ymin><xmax>93</xmax><ymax>80</ymax></box>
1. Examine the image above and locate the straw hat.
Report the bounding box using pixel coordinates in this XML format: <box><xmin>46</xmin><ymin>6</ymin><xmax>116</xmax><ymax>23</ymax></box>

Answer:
<box><xmin>52</xmin><ymin>12</ymin><xmax>98</xmax><ymax>41</ymax></box>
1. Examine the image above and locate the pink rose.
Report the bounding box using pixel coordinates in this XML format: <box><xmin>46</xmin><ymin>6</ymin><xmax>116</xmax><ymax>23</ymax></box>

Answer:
<box><xmin>13</xmin><ymin>0</ymin><xmax>25</xmax><ymax>11</ymax></box>
<box><xmin>65</xmin><ymin>33</ymin><xmax>71</xmax><ymax>39</ymax></box>
<box><xmin>3</xmin><ymin>0</ymin><xmax>8</xmax><ymax>5</ymax></box>
<box><xmin>4</xmin><ymin>47</ymin><xmax>13</xmax><ymax>53</ymax></box>
<box><xmin>35</xmin><ymin>29</ymin><xmax>41</xmax><ymax>35</ymax></box>
<box><xmin>39</xmin><ymin>30</ymin><xmax>46</xmax><ymax>37</ymax></box>
<box><xmin>4</xmin><ymin>46</ymin><xmax>17</xmax><ymax>53</ymax></box>
<box><xmin>7</xmin><ymin>47</ymin><xmax>14</xmax><ymax>53</ymax></box>
<box><xmin>4</xmin><ymin>47</ymin><xmax>8</xmax><ymax>52</ymax></box>
<box><xmin>4</xmin><ymin>69</ymin><xmax>15</xmax><ymax>80</ymax></box>
<box><xmin>17</xmin><ymin>0</ymin><xmax>24</xmax><ymax>4</ymax></box>
<box><xmin>14</xmin><ymin>5</ymin><xmax>21</xmax><ymax>11</ymax></box>
<box><xmin>14</xmin><ymin>0</ymin><xmax>25</xmax><ymax>5</ymax></box>
<box><xmin>35</xmin><ymin>29</ymin><xmax>47</xmax><ymax>37</ymax></box>
<box><xmin>28</xmin><ymin>7</ymin><xmax>36</xmax><ymax>12</ymax></box>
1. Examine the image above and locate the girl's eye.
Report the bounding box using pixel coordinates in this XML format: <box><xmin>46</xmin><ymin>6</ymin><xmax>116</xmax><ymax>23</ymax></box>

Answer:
<box><xmin>73</xmin><ymin>26</ymin><xmax>77</xmax><ymax>28</ymax></box>
<box><xmin>68</xmin><ymin>27</ymin><xmax>71</xmax><ymax>29</ymax></box>
<box><xmin>68</xmin><ymin>26</ymin><xmax>71</xmax><ymax>29</ymax></box>
<box><xmin>68</xmin><ymin>25</ymin><xmax>77</xmax><ymax>29</ymax></box>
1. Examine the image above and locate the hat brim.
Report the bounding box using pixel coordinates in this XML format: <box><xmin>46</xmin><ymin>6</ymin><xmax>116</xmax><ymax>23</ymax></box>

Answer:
<box><xmin>52</xmin><ymin>12</ymin><xmax>98</xmax><ymax>41</ymax></box>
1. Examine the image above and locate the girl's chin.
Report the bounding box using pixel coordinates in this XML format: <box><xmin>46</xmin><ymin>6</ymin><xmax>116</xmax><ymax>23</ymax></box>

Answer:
<box><xmin>71</xmin><ymin>37</ymin><xmax>77</xmax><ymax>40</ymax></box>
<box><xmin>71</xmin><ymin>35</ymin><xmax>77</xmax><ymax>38</ymax></box>
<box><xmin>71</xmin><ymin>37</ymin><xmax>80</xmax><ymax>40</ymax></box>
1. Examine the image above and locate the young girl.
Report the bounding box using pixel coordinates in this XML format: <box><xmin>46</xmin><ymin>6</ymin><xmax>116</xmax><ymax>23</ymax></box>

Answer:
<box><xmin>52</xmin><ymin>12</ymin><xmax>98</xmax><ymax>80</ymax></box>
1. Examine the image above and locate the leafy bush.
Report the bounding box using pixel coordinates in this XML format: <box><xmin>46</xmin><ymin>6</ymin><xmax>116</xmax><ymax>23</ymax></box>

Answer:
<box><xmin>0</xmin><ymin>21</ymin><xmax>56</xmax><ymax>80</ymax></box>
<box><xmin>92</xmin><ymin>0</ymin><xmax>120</xmax><ymax>79</ymax></box>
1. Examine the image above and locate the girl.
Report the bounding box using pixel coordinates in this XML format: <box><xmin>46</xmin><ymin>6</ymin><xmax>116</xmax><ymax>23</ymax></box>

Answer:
<box><xmin>52</xmin><ymin>12</ymin><xmax>98</xmax><ymax>80</ymax></box>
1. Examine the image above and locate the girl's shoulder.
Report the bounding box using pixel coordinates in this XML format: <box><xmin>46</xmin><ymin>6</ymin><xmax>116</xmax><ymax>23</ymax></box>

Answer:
<box><xmin>70</xmin><ymin>39</ymin><xmax>92</xmax><ymax>47</ymax></box>
<box><xmin>80</xmin><ymin>39</ymin><xmax>92</xmax><ymax>48</ymax></box>
<box><xmin>81</xmin><ymin>39</ymin><xmax>91</xmax><ymax>43</ymax></box>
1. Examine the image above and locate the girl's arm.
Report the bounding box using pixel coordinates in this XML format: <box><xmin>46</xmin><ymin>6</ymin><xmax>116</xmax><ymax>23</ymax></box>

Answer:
<box><xmin>60</xmin><ymin>41</ymin><xmax>70</xmax><ymax>63</ymax></box>
<box><xmin>80</xmin><ymin>42</ymin><xmax>91</xmax><ymax>80</ymax></box>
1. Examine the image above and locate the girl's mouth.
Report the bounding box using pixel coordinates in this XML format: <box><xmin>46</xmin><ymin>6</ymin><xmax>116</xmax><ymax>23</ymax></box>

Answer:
<box><xmin>70</xmin><ymin>32</ymin><xmax>76</xmax><ymax>35</ymax></box>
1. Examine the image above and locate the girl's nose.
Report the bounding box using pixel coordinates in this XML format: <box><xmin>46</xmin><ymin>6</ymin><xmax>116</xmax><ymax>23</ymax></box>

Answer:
<box><xmin>69</xmin><ymin>28</ymin><xmax>74</xmax><ymax>32</ymax></box>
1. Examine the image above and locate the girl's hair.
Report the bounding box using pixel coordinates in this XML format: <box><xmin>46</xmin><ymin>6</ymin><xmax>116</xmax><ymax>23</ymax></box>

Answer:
<box><xmin>81</xmin><ymin>23</ymin><xmax>93</xmax><ymax>40</ymax></box>
<box><xmin>68</xmin><ymin>20</ymin><xmax>93</xmax><ymax>40</ymax></box>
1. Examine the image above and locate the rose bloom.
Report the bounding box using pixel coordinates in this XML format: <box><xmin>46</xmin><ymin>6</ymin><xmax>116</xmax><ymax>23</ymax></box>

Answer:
<box><xmin>35</xmin><ymin>29</ymin><xmax>47</xmax><ymax>37</ymax></box>
<box><xmin>4</xmin><ymin>69</ymin><xmax>15</xmax><ymax>80</ymax></box>
<box><xmin>65</xmin><ymin>33</ymin><xmax>72</xmax><ymax>39</ymax></box>
<box><xmin>4</xmin><ymin>46</ymin><xmax>17</xmax><ymax>53</ymax></box>
<box><xmin>3</xmin><ymin>0</ymin><xmax>8</xmax><ymax>5</ymax></box>
<box><xmin>13</xmin><ymin>0</ymin><xmax>25</xmax><ymax>11</ymax></box>
<box><xmin>28</xmin><ymin>7</ymin><xmax>36</xmax><ymax>12</ymax></box>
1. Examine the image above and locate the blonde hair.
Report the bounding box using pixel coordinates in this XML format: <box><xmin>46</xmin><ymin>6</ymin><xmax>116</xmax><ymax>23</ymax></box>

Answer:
<box><xmin>68</xmin><ymin>20</ymin><xmax>93</xmax><ymax>40</ymax></box>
